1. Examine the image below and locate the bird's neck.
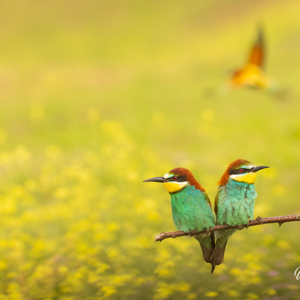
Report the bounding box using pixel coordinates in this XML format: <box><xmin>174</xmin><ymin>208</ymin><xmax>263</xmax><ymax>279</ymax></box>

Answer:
<box><xmin>222</xmin><ymin>179</ymin><xmax>257</xmax><ymax>199</ymax></box>
<box><xmin>229</xmin><ymin>172</ymin><xmax>257</xmax><ymax>184</ymax></box>
<box><xmin>170</xmin><ymin>185</ymin><xmax>206</xmax><ymax>203</ymax></box>
<box><xmin>227</xmin><ymin>178</ymin><xmax>253</xmax><ymax>188</ymax></box>
<box><xmin>163</xmin><ymin>181</ymin><xmax>188</xmax><ymax>194</ymax></box>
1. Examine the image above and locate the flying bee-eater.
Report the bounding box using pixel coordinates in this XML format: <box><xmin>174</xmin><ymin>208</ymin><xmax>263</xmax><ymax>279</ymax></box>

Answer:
<box><xmin>144</xmin><ymin>168</ymin><xmax>216</xmax><ymax>272</ymax></box>
<box><xmin>214</xmin><ymin>27</ymin><xmax>281</xmax><ymax>95</ymax></box>
<box><xmin>228</xmin><ymin>26</ymin><xmax>272</xmax><ymax>89</ymax></box>
<box><xmin>211</xmin><ymin>159</ymin><xmax>269</xmax><ymax>266</ymax></box>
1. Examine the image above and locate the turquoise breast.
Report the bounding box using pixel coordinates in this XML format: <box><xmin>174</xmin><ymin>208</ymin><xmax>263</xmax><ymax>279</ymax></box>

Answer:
<box><xmin>216</xmin><ymin>179</ymin><xmax>257</xmax><ymax>226</ymax></box>
<box><xmin>170</xmin><ymin>185</ymin><xmax>215</xmax><ymax>232</ymax></box>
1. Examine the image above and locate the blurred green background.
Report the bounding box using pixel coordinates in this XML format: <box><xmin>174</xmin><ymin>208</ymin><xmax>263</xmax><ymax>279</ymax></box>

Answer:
<box><xmin>0</xmin><ymin>0</ymin><xmax>299</xmax><ymax>299</ymax></box>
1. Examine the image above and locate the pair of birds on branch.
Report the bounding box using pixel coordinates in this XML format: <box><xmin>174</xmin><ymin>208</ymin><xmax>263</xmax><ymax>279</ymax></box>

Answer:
<box><xmin>144</xmin><ymin>159</ymin><xmax>269</xmax><ymax>273</ymax></box>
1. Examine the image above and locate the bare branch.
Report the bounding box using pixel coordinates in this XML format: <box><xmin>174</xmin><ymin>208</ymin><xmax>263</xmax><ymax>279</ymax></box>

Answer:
<box><xmin>155</xmin><ymin>214</ymin><xmax>300</xmax><ymax>242</ymax></box>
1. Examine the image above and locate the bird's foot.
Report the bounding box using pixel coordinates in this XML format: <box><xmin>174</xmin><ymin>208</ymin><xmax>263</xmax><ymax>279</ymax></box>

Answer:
<box><xmin>256</xmin><ymin>216</ymin><xmax>262</xmax><ymax>222</ymax></box>
<box><xmin>245</xmin><ymin>221</ymin><xmax>251</xmax><ymax>229</ymax></box>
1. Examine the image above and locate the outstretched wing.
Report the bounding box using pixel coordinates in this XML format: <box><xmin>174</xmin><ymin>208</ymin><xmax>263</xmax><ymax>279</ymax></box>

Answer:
<box><xmin>248</xmin><ymin>26</ymin><xmax>265</xmax><ymax>68</ymax></box>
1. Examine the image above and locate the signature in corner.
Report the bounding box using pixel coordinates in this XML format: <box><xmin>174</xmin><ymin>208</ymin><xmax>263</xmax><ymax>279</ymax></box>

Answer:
<box><xmin>294</xmin><ymin>267</ymin><xmax>300</xmax><ymax>280</ymax></box>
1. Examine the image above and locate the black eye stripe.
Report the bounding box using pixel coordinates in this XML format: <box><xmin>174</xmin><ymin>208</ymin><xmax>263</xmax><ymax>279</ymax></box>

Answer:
<box><xmin>229</xmin><ymin>168</ymin><xmax>251</xmax><ymax>175</ymax></box>
<box><xmin>176</xmin><ymin>175</ymin><xmax>187</xmax><ymax>182</ymax></box>
<box><xmin>168</xmin><ymin>175</ymin><xmax>187</xmax><ymax>182</ymax></box>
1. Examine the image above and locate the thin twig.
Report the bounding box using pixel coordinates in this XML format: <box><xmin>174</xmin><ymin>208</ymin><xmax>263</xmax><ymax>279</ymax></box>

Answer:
<box><xmin>155</xmin><ymin>214</ymin><xmax>300</xmax><ymax>242</ymax></box>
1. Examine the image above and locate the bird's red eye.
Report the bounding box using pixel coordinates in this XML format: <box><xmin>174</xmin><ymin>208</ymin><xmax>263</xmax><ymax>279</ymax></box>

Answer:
<box><xmin>172</xmin><ymin>176</ymin><xmax>178</xmax><ymax>181</ymax></box>
<box><xmin>239</xmin><ymin>169</ymin><xmax>244</xmax><ymax>173</ymax></box>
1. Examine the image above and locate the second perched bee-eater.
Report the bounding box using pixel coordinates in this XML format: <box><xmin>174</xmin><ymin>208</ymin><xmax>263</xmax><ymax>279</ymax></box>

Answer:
<box><xmin>211</xmin><ymin>159</ymin><xmax>269</xmax><ymax>266</ymax></box>
<box><xmin>144</xmin><ymin>168</ymin><xmax>216</xmax><ymax>272</ymax></box>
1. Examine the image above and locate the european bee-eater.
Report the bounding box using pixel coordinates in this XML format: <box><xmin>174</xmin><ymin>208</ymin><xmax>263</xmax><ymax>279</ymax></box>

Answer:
<box><xmin>144</xmin><ymin>168</ymin><xmax>216</xmax><ymax>272</ymax></box>
<box><xmin>229</xmin><ymin>27</ymin><xmax>271</xmax><ymax>89</ymax></box>
<box><xmin>216</xmin><ymin>27</ymin><xmax>280</xmax><ymax>94</ymax></box>
<box><xmin>211</xmin><ymin>159</ymin><xmax>269</xmax><ymax>266</ymax></box>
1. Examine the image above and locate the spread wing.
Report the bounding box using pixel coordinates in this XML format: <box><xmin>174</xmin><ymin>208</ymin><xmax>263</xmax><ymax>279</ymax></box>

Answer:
<box><xmin>248</xmin><ymin>26</ymin><xmax>265</xmax><ymax>68</ymax></box>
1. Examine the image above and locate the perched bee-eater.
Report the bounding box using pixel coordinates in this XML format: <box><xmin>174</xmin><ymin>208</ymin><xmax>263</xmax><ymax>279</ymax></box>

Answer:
<box><xmin>144</xmin><ymin>168</ymin><xmax>216</xmax><ymax>272</ymax></box>
<box><xmin>211</xmin><ymin>159</ymin><xmax>269</xmax><ymax>266</ymax></box>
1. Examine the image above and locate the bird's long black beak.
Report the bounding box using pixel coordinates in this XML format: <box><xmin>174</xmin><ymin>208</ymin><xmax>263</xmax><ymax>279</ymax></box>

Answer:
<box><xmin>143</xmin><ymin>176</ymin><xmax>166</xmax><ymax>183</ymax></box>
<box><xmin>251</xmin><ymin>166</ymin><xmax>269</xmax><ymax>172</ymax></box>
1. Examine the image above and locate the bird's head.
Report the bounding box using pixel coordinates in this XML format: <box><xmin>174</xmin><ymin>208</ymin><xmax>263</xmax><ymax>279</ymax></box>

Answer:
<box><xmin>219</xmin><ymin>159</ymin><xmax>269</xmax><ymax>186</ymax></box>
<box><xmin>143</xmin><ymin>167</ymin><xmax>205</xmax><ymax>194</ymax></box>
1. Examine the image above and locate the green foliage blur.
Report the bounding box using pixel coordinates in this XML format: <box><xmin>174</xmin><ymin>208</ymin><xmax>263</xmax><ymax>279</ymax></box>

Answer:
<box><xmin>0</xmin><ymin>0</ymin><xmax>299</xmax><ymax>299</ymax></box>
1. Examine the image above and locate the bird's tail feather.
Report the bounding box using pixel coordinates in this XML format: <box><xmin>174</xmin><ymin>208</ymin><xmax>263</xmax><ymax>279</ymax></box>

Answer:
<box><xmin>211</xmin><ymin>238</ymin><xmax>228</xmax><ymax>267</ymax></box>
<box><xmin>200</xmin><ymin>243</ymin><xmax>213</xmax><ymax>263</ymax></box>
<box><xmin>196</xmin><ymin>233</ymin><xmax>216</xmax><ymax>272</ymax></box>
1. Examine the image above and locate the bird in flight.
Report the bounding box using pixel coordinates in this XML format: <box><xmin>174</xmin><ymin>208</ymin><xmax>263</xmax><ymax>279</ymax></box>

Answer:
<box><xmin>211</xmin><ymin>27</ymin><xmax>286</xmax><ymax>98</ymax></box>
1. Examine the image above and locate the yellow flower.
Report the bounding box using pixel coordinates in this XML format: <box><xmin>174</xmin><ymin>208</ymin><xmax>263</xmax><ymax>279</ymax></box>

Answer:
<box><xmin>107</xmin><ymin>222</ymin><xmax>120</xmax><ymax>232</ymax></box>
<box><xmin>230</xmin><ymin>268</ymin><xmax>242</xmax><ymax>277</ymax></box>
<box><xmin>265</xmin><ymin>289</ymin><xmax>276</xmax><ymax>295</ymax></box>
<box><xmin>154</xmin><ymin>283</ymin><xmax>173</xmax><ymax>300</ymax></box>
<box><xmin>0</xmin><ymin>261</ymin><xmax>7</xmax><ymax>270</ymax></box>
<box><xmin>276</xmin><ymin>240</ymin><xmax>291</xmax><ymax>250</ymax></box>
<box><xmin>205</xmin><ymin>291</ymin><xmax>218</xmax><ymax>297</ymax></box>
<box><xmin>227</xmin><ymin>290</ymin><xmax>240</xmax><ymax>297</ymax></box>
<box><xmin>246</xmin><ymin>293</ymin><xmax>259</xmax><ymax>300</ymax></box>
<box><xmin>101</xmin><ymin>286</ymin><xmax>116</xmax><ymax>297</ymax></box>
<box><xmin>175</xmin><ymin>282</ymin><xmax>190</xmax><ymax>292</ymax></box>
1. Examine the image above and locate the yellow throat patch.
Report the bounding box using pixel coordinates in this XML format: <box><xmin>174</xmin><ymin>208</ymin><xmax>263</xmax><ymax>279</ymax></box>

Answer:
<box><xmin>231</xmin><ymin>172</ymin><xmax>257</xmax><ymax>184</ymax></box>
<box><xmin>163</xmin><ymin>182</ymin><xmax>187</xmax><ymax>193</ymax></box>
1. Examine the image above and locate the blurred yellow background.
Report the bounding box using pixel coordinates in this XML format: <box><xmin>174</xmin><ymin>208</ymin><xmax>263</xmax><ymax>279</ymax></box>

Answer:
<box><xmin>0</xmin><ymin>0</ymin><xmax>299</xmax><ymax>299</ymax></box>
